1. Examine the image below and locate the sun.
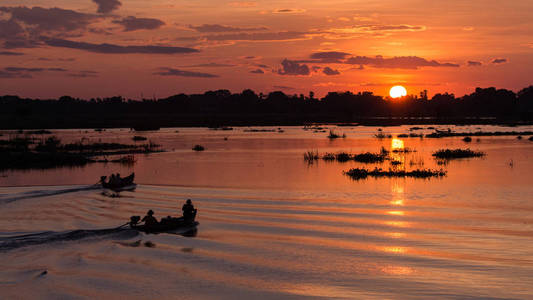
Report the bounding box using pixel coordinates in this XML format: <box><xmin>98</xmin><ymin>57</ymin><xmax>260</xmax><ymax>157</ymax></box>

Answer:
<box><xmin>390</xmin><ymin>86</ymin><xmax>407</xmax><ymax>98</ymax></box>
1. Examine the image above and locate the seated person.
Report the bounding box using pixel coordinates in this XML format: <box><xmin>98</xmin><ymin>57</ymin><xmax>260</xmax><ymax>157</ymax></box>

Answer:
<box><xmin>141</xmin><ymin>210</ymin><xmax>158</xmax><ymax>227</ymax></box>
<box><xmin>182</xmin><ymin>199</ymin><xmax>196</xmax><ymax>221</ymax></box>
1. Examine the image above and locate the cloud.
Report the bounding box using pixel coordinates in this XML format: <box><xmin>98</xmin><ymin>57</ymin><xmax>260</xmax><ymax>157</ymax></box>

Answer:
<box><xmin>112</xmin><ymin>16</ymin><xmax>165</xmax><ymax>32</ymax></box>
<box><xmin>92</xmin><ymin>0</ymin><xmax>121</xmax><ymax>14</ymax></box>
<box><xmin>322</xmin><ymin>67</ymin><xmax>340</xmax><ymax>75</ymax></box>
<box><xmin>467</xmin><ymin>61</ymin><xmax>482</xmax><ymax>66</ymax></box>
<box><xmin>198</xmin><ymin>31</ymin><xmax>308</xmax><ymax>42</ymax></box>
<box><xmin>273</xmin><ymin>85</ymin><xmax>295</xmax><ymax>90</ymax></box>
<box><xmin>44</xmin><ymin>38</ymin><xmax>199</xmax><ymax>54</ymax></box>
<box><xmin>228</xmin><ymin>2</ymin><xmax>257</xmax><ymax>7</ymax></box>
<box><xmin>154</xmin><ymin>67</ymin><xmax>219</xmax><ymax>78</ymax></box>
<box><xmin>0</xmin><ymin>66</ymin><xmax>67</xmax><ymax>78</ymax></box>
<box><xmin>491</xmin><ymin>58</ymin><xmax>507</xmax><ymax>64</ymax></box>
<box><xmin>181</xmin><ymin>63</ymin><xmax>235</xmax><ymax>67</ymax></box>
<box><xmin>250</xmin><ymin>69</ymin><xmax>264</xmax><ymax>74</ymax></box>
<box><xmin>278</xmin><ymin>59</ymin><xmax>310</xmax><ymax>75</ymax></box>
<box><xmin>5</xmin><ymin>67</ymin><xmax>67</xmax><ymax>72</ymax></box>
<box><xmin>0</xmin><ymin>6</ymin><xmax>98</xmax><ymax>33</ymax></box>
<box><xmin>0</xmin><ymin>19</ymin><xmax>25</xmax><ymax>39</ymax></box>
<box><xmin>345</xmin><ymin>55</ymin><xmax>459</xmax><ymax>69</ymax></box>
<box><xmin>310</xmin><ymin>51</ymin><xmax>351</xmax><ymax>63</ymax></box>
<box><xmin>0</xmin><ymin>51</ymin><xmax>24</xmax><ymax>56</ymax></box>
<box><xmin>189</xmin><ymin>24</ymin><xmax>267</xmax><ymax>32</ymax></box>
<box><xmin>272</xmin><ymin>9</ymin><xmax>306</xmax><ymax>14</ymax></box>
<box><xmin>68</xmin><ymin>70</ymin><xmax>99</xmax><ymax>78</ymax></box>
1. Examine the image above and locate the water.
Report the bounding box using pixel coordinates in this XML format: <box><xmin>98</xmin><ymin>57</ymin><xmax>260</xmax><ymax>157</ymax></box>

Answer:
<box><xmin>1</xmin><ymin>126</ymin><xmax>532</xmax><ymax>299</ymax></box>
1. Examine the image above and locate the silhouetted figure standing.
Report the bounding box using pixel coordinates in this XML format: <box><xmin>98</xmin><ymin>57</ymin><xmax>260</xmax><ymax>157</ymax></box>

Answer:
<box><xmin>141</xmin><ymin>209</ymin><xmax>158</xmax><ymax>228</ymax></box>
<box><xmin>182</xmin><ymin>199</ymin><xmax>196</xmax><ymax>222</ymax></box>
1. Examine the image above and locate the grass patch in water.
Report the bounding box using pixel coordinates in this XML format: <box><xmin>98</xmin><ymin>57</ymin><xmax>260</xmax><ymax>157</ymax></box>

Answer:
<box><xmin>345</xmin><ymin>167</ymin><xmax>446</xmax><ymax>180</ymax></box>
<box><xmin>432</xmin><ymin>148</ymin><xmax>485</xmax><ymax>159</ymax></box>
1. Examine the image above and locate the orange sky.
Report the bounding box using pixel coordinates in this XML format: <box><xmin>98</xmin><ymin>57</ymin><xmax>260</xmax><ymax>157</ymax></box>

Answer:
<box><xmin>1</xmin><ymin>0</ymin><xmax>532</xmax><ymax>98</ymax></box>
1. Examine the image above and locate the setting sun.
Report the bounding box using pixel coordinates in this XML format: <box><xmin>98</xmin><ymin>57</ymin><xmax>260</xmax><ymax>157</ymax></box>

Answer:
<box><xmin>390</xmin><ymin>86</ymin><xmax>407</xmax><ymax>98</ymax></box>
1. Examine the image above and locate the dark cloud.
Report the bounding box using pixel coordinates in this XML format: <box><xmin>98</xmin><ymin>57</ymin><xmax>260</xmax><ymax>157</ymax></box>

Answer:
<box><xmin>189</xmin><ymin>24</ymin><xmax>267</xmax><ymax>32</ymax></box>
<box><xmin>181</xmin><ymin>63</ymin><xmax>235</xmax><ymax>68</ymax></box>
<box><xmin>0</xmin><ymin>6</ymin><xmax>98</xmax><ymax>33</ymax></box>
<box><xmin>0</xmin><ymin>19</ymin><xmax>25</xmax><ymax>39</ymax></box>
<box><xmin>467</xmin><ymin>61</ymin><xmax>482</xmax><ymax>66</ymax></box>
<box><xmin>68</xmin><ymin>70</ymin><xmax>99</xmax><ymax>78</ymax></box>
<box><xmin>154</xmin><ymin>67</ymin><xmax>219</xmax><ymax>78</ymax></box>
<box><xmin>112</xmin><ymin>16</ymin><xmax>165</xmax><ymax>32</ymax></box>
<box><xmin>272</xmin><ymin>9</ymin><xmax>305</xmax><ymax>14</ymax></box>
<box><xmin>201</xmin><ymin>31</ymin><xmax>307</xmax><ymax>41</ymax></box>
<box><xmin>250</xmin><ymin>69</ymin><xmax>264</xmax><ymax>74</ymax></box>
<box><xmin>0</xmin><ymin>51</ymin><xmax>24</xmax><ymax>56</ymax></box>
<box><xmin>278</xmin><ymin>59</ymin><xmax>310</xmax><ymax>76</ymax></box>
<box><xmin>492</xmin><ymin>58</ymin><xmax>507</xmax><ymax>64</ymax></box>
<box><xmin>322</xmin><ymin>67</ymin><xmax>340</xmax><ymax>75</ymax></box>
<box><xmin>273</xmin><ymin>85</ymin><xmax>295</xmax><ymax>90</ymax></box>
<box><xmin>344</xmin><ymin>55</ymin><xmax>459</xmax><ymax>69</ymax></box>
<box><xmin>44</xmin><ymin>38</ymin><xmax>199</xmax><ymax>54</ymax></box>
<box><xmin>5</xmin><ymin>67</ymin><xmax>66</xmax><ymax>72</ymax></box>
<box><xmin>0</xmin><ymin>70</ymin><xmax>31</xmax><ymax>78</ymax></box>
<box><xmin>357</xmin><ymin>24</ymin><xmax>425</xmax><ymax>32</ymax></box>
<box><xmin>92</xmin><ymin>0</ymin><xmax>121</xmax><ymax>14</ymax></box>
<box><xmin>0</xmin><ymin>66</ymin><xmax>67</xmax><ymax>78</ymax></box>
<box><xmin>310</xmin><ymin>51</ymin><xmax>351</xmax><ymax>63</ymax></box>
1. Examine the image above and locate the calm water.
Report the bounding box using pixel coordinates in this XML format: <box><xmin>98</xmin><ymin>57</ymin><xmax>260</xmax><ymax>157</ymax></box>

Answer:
<box><xmin>1</xmin><ymin>126</ymin><xmax>533</xmax><ymax>299</ymax></box>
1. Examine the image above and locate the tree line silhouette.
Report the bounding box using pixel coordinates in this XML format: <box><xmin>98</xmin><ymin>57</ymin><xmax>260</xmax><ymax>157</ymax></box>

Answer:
<box><xmin>1</xmin><ymin>85</ymin><xmax>532</xmax><ymax>128</ymax></box>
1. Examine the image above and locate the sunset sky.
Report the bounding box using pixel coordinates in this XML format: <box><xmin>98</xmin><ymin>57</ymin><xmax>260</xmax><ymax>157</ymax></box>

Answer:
<box><xmin>1</xmin><ymin>0</ymin><xmax>532</xmax><ymax>99</ymax></box>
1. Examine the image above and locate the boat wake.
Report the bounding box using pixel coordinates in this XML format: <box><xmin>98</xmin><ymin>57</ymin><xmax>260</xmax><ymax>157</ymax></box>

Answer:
<box><xmin>0</xmin><ymin>185</ymin><xmax>101</xmax><ymax>204</ymax></box>
<box><xmin>0</xmin><ymin>227</ymin><xmax>139</xmax><ymax>251</ymax></box>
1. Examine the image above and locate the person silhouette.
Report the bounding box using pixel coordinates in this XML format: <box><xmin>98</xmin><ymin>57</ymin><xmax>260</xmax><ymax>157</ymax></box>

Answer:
<box><xmin>182</xmin><ymin>199</ymin><xmax>196</xmax><ymax>222</ymax></box>
<box><xmin>141</xmin><ymin>209</ymin><xmax>158</xmax><ymax>228</ymax></box>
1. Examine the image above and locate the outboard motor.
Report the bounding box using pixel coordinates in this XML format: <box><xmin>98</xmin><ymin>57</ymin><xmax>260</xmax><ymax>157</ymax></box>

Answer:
<box><xmin>130</xmin><ymin>215</ymin><xmax>141</xmax><ymax>225</ymax></box>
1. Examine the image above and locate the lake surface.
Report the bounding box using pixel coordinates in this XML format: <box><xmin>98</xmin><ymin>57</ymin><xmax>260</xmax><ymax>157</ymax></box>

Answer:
<box><xmin>1</xmin><ymin>125</ymin><xmax>533</xmax><ymax>299</ymax></box>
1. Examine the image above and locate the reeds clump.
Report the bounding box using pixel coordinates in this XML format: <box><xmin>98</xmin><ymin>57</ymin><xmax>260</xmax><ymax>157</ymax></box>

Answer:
<box><xmin>327</xmin><ymin>130</ymin><xmax>346</xmax><ymax>139</ymax></box>
<box><xmin>322</xmin><ymin>153</ymin><xmax>336</xmax><ymax>161</ymax></box>
<box><xmin>374</xmin><ymin>132</ymin><xmax>392</xmax><ymax>139</ymax></box>
<box><xmin>344</xmin><ymin>167</ymin><xmax>446</xmax><ymax>180</ymax></box>
<box><xmin>432</xmin><ymin>148</ymin><xmax>485</xmax><ymax>159</ymax></box>
<box><xmin>352</xmin><ymin>152</ymin><xmax>386</xmax><ymax>163</ymax></box>
<box><xmin>133</xmin><ymin>136</ymin><xmax>147</xmax><ymax>141</ymax></box>
<box><xmin>303</xmin><ymin>150</ymin><xmax>319</xmax><ymax>161</ymax></box>
<box><xmin>335</xmin><ymin>152</ymin><xmax>352</xmax><ymax>162</ymax></box>
<box><xmin>529</xmin><ymin>136</ymin><xmax>533</xmax><ymax>141</ymax></box>
<box><xmin>192</xmin><ymin>144</ymin><xmax>205</xmax><ymax>151</ymax></box>
<box><xmin>463</xmin><ymin>136</ymin><xmax>472</xmax><ymax>142</ymax></box>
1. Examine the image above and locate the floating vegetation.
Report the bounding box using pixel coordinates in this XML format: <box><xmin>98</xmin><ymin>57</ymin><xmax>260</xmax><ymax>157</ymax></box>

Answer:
<box><xmin>26</xmin><ymin>129</ymin><xmax>52</xmax><ymax>135</ymax></box>
<box><xmin>397</xmin><ymin>134</ymin><xmax>409</xmax><ymax>138</ymax></box>
<box><xmin>322</xmin><ymin>153</ymin><xmax>336</xmax><ymax>161</ymax></box>
<box><xmin>517</xmin><ymin>136</ymin><xmax>522</xmax><ymax>140</ymax></box>
<box><xmin>0</xmin><ymin>136</ymin><xmax>161</xmax><ymax>170</ymax></box>
<box><xmin>335</xmin><ymin>152</ymin><xmax>352</xmax><ymax>162</ymax></box>
<box><xmin>303</xmin><ymin>150</ymin><xmax>319</xmax><ymax>161</ymax></box>
<box><xmin>244</xmin><ymin>128</ymin><xmax>276</xmax><ymax>132</ymax></box>
<box><xmin>409</xmin><ymin>127</ymin><xmax>423</xmax><ymax>131</ymax></box>
<box><xmin>192</xmin><ymin>144</ymin><xmax>205</xmax><ymax>151</ymax></box>
<box><xmin>463</xmin><ymin>136</ymin><xmax>472</xmax><ymax>142</ymax></box>
<box><xmin>426</xmin><ymin>130</ymin><xmax>533</xmax><ymax>138</ymax></box>
<box><xmin>209</xmin><ymin>126</ymin><xmax>233</xmax><ymax>131</ymax></box>
<box><xmin>432</xmin><ymin>148</ymin><xmax>485</xmax><ymax>159</ymax></box>
<box><xmin>529</xmin><ymin>136</ymin><xmax>533</xmax><ymax>141</ymax></box>
<box><xmin>374</xmin><ymin>132</ymin><xmax>392</xmax><ymax>139</ymax></box>
<box><xmin>353</xmin><ymin>152</ymin><xmax>386</xmax><ymax>163</ymax></box>
<box><xmin>327</xmin><ymin>130</ymin><xmax>346</xmax><ymax>139</ymax></box>
<box><xmin>390</xmin><ymin>160</ymin><xmax>402</xmax><ymax>166</ymax></box>
<box><xmin>132</xmin><ymin>136</ymin><xmax>147</xmax><ymax>141</ymax></box>
<box><xmin>344</xmin><ymin>167</ymin><xmax>446</xmax><ymax>180</ymax></box>
<box><xmin>409</xmin><ymin>133</ymin><xmax>423</xmax><ymax>138</ymax></box>
<box><xmin>391</xmin><ymin>148</ymin><xmax>415</xmax><ymax>153</ymax></box>
<box><xmin>112</xmin><ymin>155</ymin><xmax>136</xmax><ymax>165</ymax></box>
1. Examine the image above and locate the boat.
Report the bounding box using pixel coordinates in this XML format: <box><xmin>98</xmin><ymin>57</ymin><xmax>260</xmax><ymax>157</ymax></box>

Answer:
<box><xmin>129</xmin><ymin>210</ymin><xmax>198</xmax><ymax>233</ymax></box>
<box><xmin>100</xmin><ymin>173</ymin><xmax>136</xmax><ymax>191</ymax></box>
